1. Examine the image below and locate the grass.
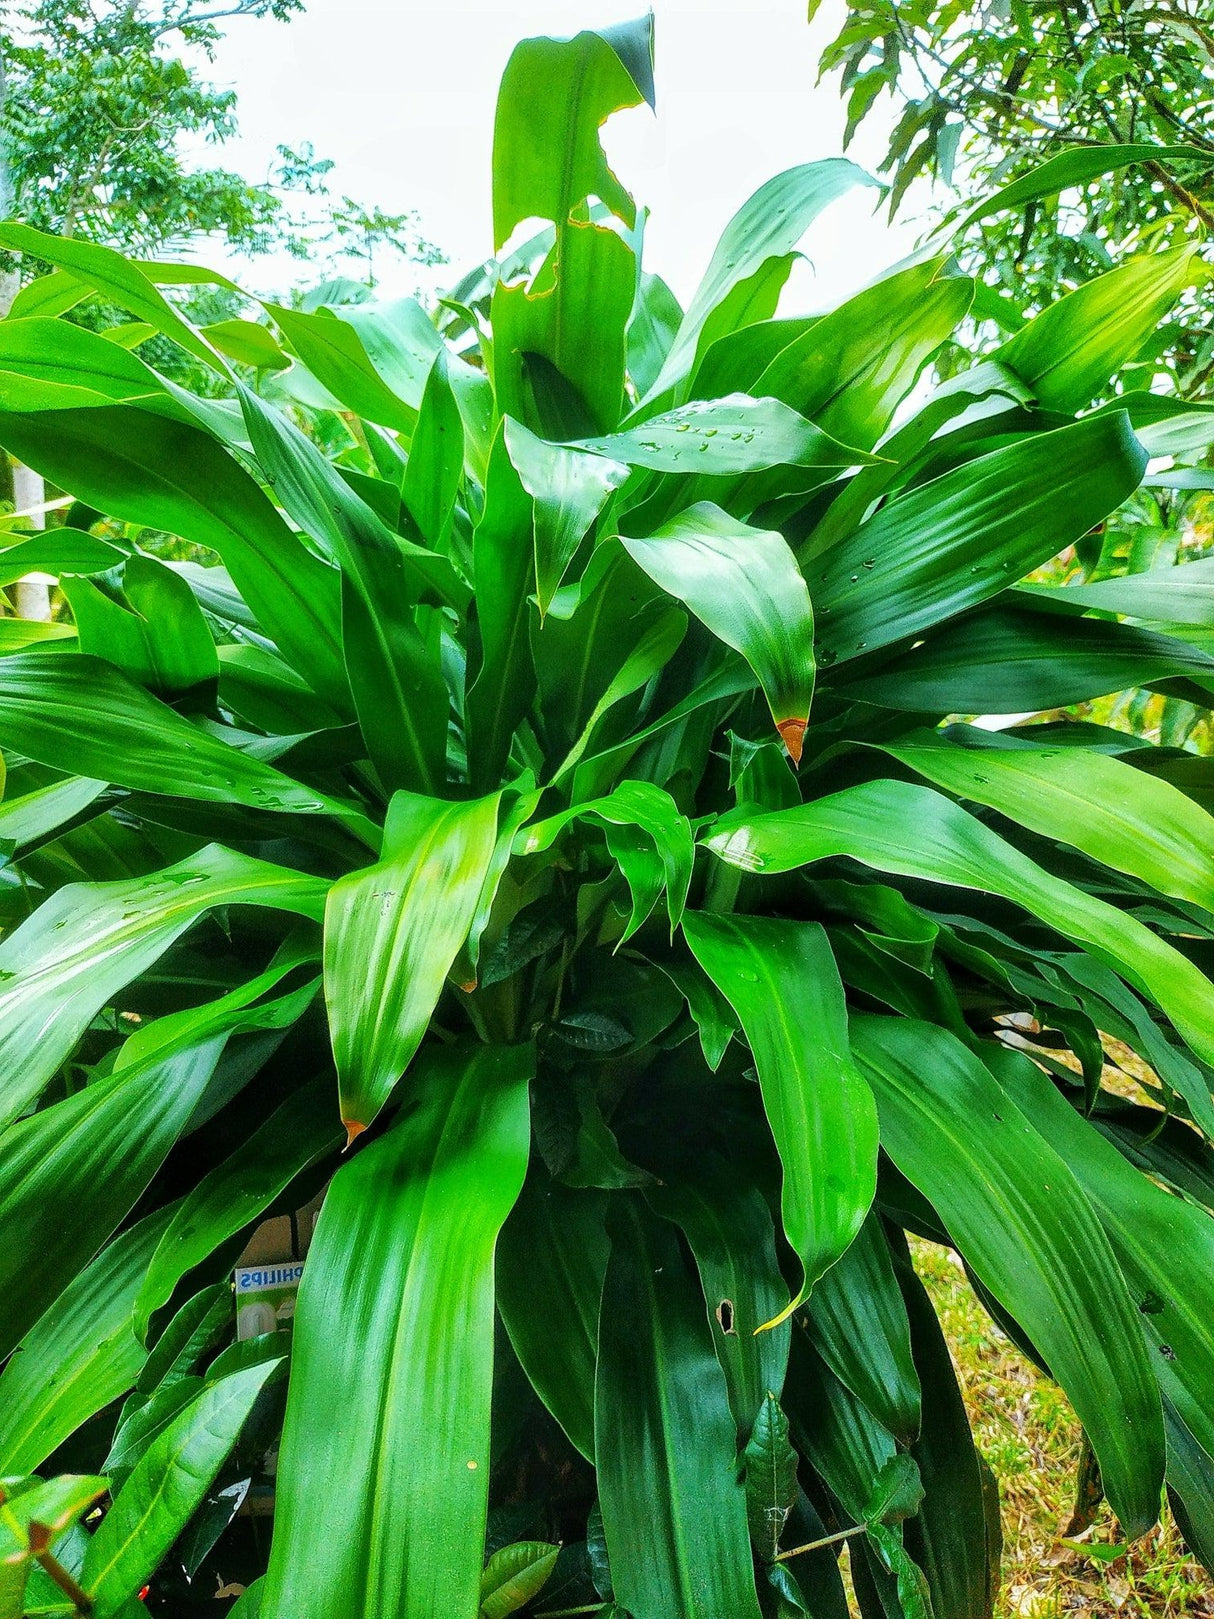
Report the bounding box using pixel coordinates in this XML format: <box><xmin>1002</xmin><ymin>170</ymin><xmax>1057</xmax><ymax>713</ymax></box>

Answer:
<box><xmin>914</xmin><ymin>1240</ymin><xmax>1214</xmax><ymax>1617</ymax></box>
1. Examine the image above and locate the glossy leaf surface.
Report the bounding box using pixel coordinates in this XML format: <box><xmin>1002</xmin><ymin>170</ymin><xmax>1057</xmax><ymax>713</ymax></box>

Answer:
<box><xmin>682</xmin><ymin>913</ymin><xmax>878</xmax><ymax>1325</ymax></box>
<box><xmin>324</xmin><ymin>789</ymin><xmax>502</xmax><ymax>1134</ymax></box>
<box><xmin>596</xmin><ymin>1197</ymin><xmax>763</xmax><ymax>1619</ymax></box>
<box><xmin>622</xmin><ymin>504</ymin><xmax>814</xmax><ymax>758</ymax></box>
<box><xmin>705</xmin><ymin>780</ymin><xmax>1214</xmax><ymax>1072</ymax></box>
<box><xmin>261</xmin><ymin>1043</ymin><xmax>532</xmax><ymax>1619</ymax></box>
<box><xmin>853</xmin><ymin>1015</ymin><xmax>1165</xmax><ymax>1538</ymax></box>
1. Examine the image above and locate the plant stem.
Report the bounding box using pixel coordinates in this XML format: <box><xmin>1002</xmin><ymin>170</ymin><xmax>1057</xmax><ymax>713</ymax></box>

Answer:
<box><xmin>535</xmin><ymin>1605</ymin><xmax>609</xmax><ymax>1617</ymax></box>
<box><xmin>28</xmin><ymin>1527</ymin><xmax>94</xmax><ymax>1615</ymax></box>
<box><xmin>774</xmin><ymin>1523</ymin><xmax>864</xmax><ymax>1562</ymax></box>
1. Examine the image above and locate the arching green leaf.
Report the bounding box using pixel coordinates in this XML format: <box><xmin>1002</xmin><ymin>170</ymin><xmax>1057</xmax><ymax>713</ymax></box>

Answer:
<box><xmin>0</xmin><ymin>1207</ymin><xmax>172</xmax><ymax>1475</ymax></box>
<box><xmin>838</xmin><ymin>606</ymin><xmax>1214</xmax><ymax>714</ymax></box>
<box><xmin>646</xmin><ymin>1153</ymin><xmax>791</xmax><ymax>1435</ymax></box>
<box><xmin>997</xmin><ymin>247</ymin><xmax>1201</xmax><ymax>412</ymax></box>
<box><xmin>1022</xmin><ymin>559</ymin><xmax>1214</xmax><ymax>628</ymax></box>
<box><xmin>134</xmin><ymin>1079</ymin><xmax>341</xmax><ymax>1338</ymax></box>
<box><xmin>503</xmin><ymin>417</ymin><xmax>628</xmax><ymax>612</ymax></box>
<box><xmin>852</xmin><ymin>1014</ymin><xmax>1164</xmax><ymax>1539</ymax></box>
<box><xmin>596</xmin><ymin>1196</ymin><xmax>763</xmax><ymax>1619</ymax></box>
<box><xmin>682</xmin><ymin>913</ymin><xmax>878</xmax><ymax>1325</ymax></box>
<box><xmin>622</xmin><ymin>503</ymin><xmax>814</xmax><ymax>760</ymax></box>
<box><xmin>578</xmin><ymin>394</ymin><xmax>877</xmax><ymax>474</ymax></box>
<box><xmin>261</xmin><ymin>1043</ymin><xmax>532</xmax><ymax>1619</ymax></box>
<box><xmin>753</xmin><ymin>259</ymin><xmax>973</xmax><ymax>450</ymax></box>
<box><xmin>815</xmin><ymin>413</ymin><xmax>1147</xmax><ymax>666</ymax></box>
<box><xmin>0</xmin><ymin>404</ymin><xmax>348</xmax><ymax>705</ymax></box>
<box><xmin>0</xmin><ymin>652</ymin><xmax>358</xmax><ymax>821</ymax></box>
<box><xmin>645</xmin><ymin>160</ymin><xmax>877</xmax><ymax>400</ymax></box>
<box><xmin>0</xmin><ymin>222</ymin><xmax>226</xmax><ymax>373</ymax></box>
<box><xmin>993</xmin><ymin>1046</ymin><xmax>1214</xmax><ymax>1465</ymax></box>
<box><xmin>497</xmin><ymin>1174</ymin><xmax>608</xmax><ymax>1461</ymax></box>
<box><xmin>324</xmin><ymin>789</ymin><xmax>503</xmax><ymax>1136</ymax></box>
<box><xmin>0</xmin><ymin>844</ymin><xmax>325</xmax><ymax>1128</ymax></box>
<box><xmin>706</xmin><ymin>779</ymin><xmax>1214</xmax><ymax>1075</ymax></box>
<box><xmin>806</xmin><ymin>1210</ymin><xmax>921</xmax><ymax>1447</ymax></box>
<box><xmin>886</xmin><ymin>727</ymin><xmax>1214</xmax><ymax>914</ymax></box>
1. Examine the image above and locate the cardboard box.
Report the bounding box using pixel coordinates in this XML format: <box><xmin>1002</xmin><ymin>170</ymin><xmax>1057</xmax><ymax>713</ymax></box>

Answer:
<box><xmin>235</xmin><ymin>1260</ymin><xmax>305</xmax><ymax>1341</ymax></box>
<box><xmin>232</xmin><ymin>1190</ymin><xmax>325</xmax><ymax>1512</ymax></box>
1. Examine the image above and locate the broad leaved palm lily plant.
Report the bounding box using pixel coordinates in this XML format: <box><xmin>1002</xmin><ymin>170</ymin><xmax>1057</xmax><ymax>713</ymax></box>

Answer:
<box><xmin>2</xmin><ymin>17</ymin><xmax>1214</xmax><ymax>1619</ymax></box>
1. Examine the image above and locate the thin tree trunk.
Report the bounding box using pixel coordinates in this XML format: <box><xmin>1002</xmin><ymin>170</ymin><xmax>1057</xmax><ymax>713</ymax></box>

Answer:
<box><xmin>12</xmin><ymin>462</ymin><xmax>51</xmax><ymax>620</ymax></box>
<box><xmin>0</xmin><ymin>42</ymin><xmax>52</xmax><ymax>623</ymax></box>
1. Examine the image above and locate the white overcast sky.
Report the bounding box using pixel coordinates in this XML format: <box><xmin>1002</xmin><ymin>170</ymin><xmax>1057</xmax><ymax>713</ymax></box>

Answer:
<box><xmin>192</xmin><ymin>0</ymin><xmax>936</xmax><ymax>308</ymax></box>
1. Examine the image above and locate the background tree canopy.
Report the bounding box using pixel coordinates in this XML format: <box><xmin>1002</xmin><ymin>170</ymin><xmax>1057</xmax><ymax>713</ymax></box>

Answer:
<box><xmin>0</xmin><ymin>0</ymin><xmax>442</xmax><ymax>285</ymax></box>
<box><xmin>814</xmin><ymin>0</ymin><xmax>1214</xmax><ymax>389</ymax></box>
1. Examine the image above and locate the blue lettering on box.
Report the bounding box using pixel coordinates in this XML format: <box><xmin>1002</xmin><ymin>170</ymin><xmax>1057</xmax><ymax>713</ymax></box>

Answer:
<box><xmin>236</xmin><ymin>1263</ymin><xmax>305</xmax><ymax>1292</ymax></box>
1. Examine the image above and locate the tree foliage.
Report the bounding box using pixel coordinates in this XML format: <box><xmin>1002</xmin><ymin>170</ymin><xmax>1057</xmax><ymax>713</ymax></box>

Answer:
<box><xmin>0</xmin><ymin>14</ymin><xmax>1213</xmax><ymax>1618</ymax></box>
<box><xmin>0</xmin><ymin>0</ymin><xmax>441</xmax><ymax>277</ymax></box>
<box><xmin>815</xmin><ymin>0</ymin><xmax>1214</xmax><ymax>387</ymax></box>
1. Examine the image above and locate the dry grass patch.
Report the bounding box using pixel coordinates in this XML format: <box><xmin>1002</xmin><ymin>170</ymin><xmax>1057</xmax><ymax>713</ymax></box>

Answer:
<box><xmin>913</xmin><ymin>1241</ymin><xmax>1213</xmax><ymax>1617</ymax></box>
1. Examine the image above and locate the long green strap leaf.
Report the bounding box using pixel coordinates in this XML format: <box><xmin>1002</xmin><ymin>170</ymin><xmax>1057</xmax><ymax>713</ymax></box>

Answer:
<box><xmin>886</xmin><ymin>727</ymin><xmax>1214</xmax><ymax>913</ymax></box>
<box><xmin>324</xmin><ymin>789</ymin><xmax>502</xmax><ymax>1136</ymax></box>
<box><xmin>261</xmin><ymin>1042</ymin><xmax>533</xmax><ymax>1619</ymax></box>
<box><xmin>239</xmin><ymin>385</ymin><xmax>454</xmax><ymax>794</ymax></box>
<box><xmin>754</xmin><ymin>258</ymin><xmax>973</xmax><ymax>450</ymax></box>
<box><xmin>497</xmin><ymin>1173</ymin><xmax>608</xmax><ymax>1461</ymax></box>
<box><xmin>596</xmin><ymin>1196</ymin><xmax>763</xmax><ymax>1619</ymax></box>
<box><xmin>0</xmin><ymin>404</ymin><xmax>349</xmax><ymax>707</ymax></box>
<box><xmin>83</xmin><ymin>1360</ymin><xmax>280</xmax><ymax>1614</ymax></box>
<box><xmin>266</xmin><ymin>303</ymin><xmax>417</xmax><ymax>431</ymax></box>
<box><xmin>134</xmin><ymin>1079</ymin><xmax>342</xmax><ymax>1338</ymax></box>
<box><xmin>0</xmin><ymin>956</ymin><xmax>318</xmax><ymax>1361</ymax></box>
<box><xmin>806</xmin><ymin>1210</ymin><xmax>921</xmax><ymax>1447</ymax></box>
<box><xmin>1165</xmin><ymin>1402</ymin><xmax>1214</xmax><ymax>1577</ymax></box>
<box><xmin>682</xmin><ymin>913</ymin><xmax>878</xmax><ymax>1326</ymax></box>
<box><xmin>622</xmin><ymin>502</ymin><xmax>815</xmax><ymax>760</ymax></box>
<box><xmin>893</xmin><ymin>1234</ymin><xmax>1000</xmax><ymax>1619</ymax></box>
<box><xmin>465</xmin><ymin>427</ymin><xmax>538</xmax><ymax>791</ymax></box>
<box><xmin>646</xmin><ymin>1154</ymin><xmax>791</xmax><ymax>1437</ymax></box>
<box><xmin>997</xmin><ymin>246</ymin><xmax>1200</xmax><ymax>412</ymax></box>
<box><xmin>504</xmin><ymin>416</ymin><xmax>628</xmax><ymax>614</ymax></box>
<box><xmin>0</xmin><ymin>315</ymin><xmax>192</xmax><ymax>418</ymax></box>
<box><xmin>992</xmin><ymin>1046</ymin><xmax>1214</xmax><ymax>1465</ymax></box>
<box><xmin>0</xmin><ymin>1207</ymin><xmax>172</xmax><ymax>1475</ymax></box>
<box><xmin>852</xmin><ymin>1014</ymin><xmax>1165</xmax><ymax>1539</ymax></box>
<box><xmin>492</xmin><ymin>17</ymin><xmax>652</xmax><ymax>251</ymax></box>
<box><xmin>837</xmin><ymin>605</ymin><xmax>1214</xmax><ymax>714</ymax></box>
<box><xmin>403</xmin><ymin>348</ymin><xmax>464</xmax><ymax>545</ymax></box>
<box><xmin>957</xmin><ymin>142</ymin><xmax>1214</xmax><ymax>231</ymax></box>
<box><xmin>1022</xmin><ymin>558</ymin><xmax>1214</xmax><ymax>629</ymax></box>
<box><xmin>644</xmin><ymin>159</ymin><xmax>876</xmax><ymax>400</ymax></box>
<box><xmin>0</xmin><ymin>222</ymin><xmax>227</xmax><ymax>373</ymax></box>
<box><xmin>815</xmin><ymin>412</ymin><xmax>1147</xmax><ymax>666</ymax></box>
<box><xmin>0</xmin><ymin>844</ymin><xmax>326</xmax><ymax>1128</ymax></box>
<box><xmin>705</xmin><ymin>779</ymin><xmax>1214</xmax><ymax>1074</ymax></box>
<box><xmin>0</xmin><ymin>1038</ymin><xmax>224</xmax><ymax>1361</ymax></box>
<box><xmin>783</xmin><ymin>1326</ymin><xmax>897</xmax><ymax>1526</ymax></box>
<box><xmin>578</xmin><ymin>394</ymin><xmax>878</xmax><ymax>474</ymax></box>
<box><xmin>0</xmin><ymin>652</ymin><xmax>358</xmax><ymax>822</ymax></box>
<box><xmin>0</xmin><ymin>529</ymin><xmax>126</xmax><ymax>587</ymax></box>
<box><xmin>0</xmin><ymin>773</ymin><xmax>108</xmax><ymax>850</ymax></box>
